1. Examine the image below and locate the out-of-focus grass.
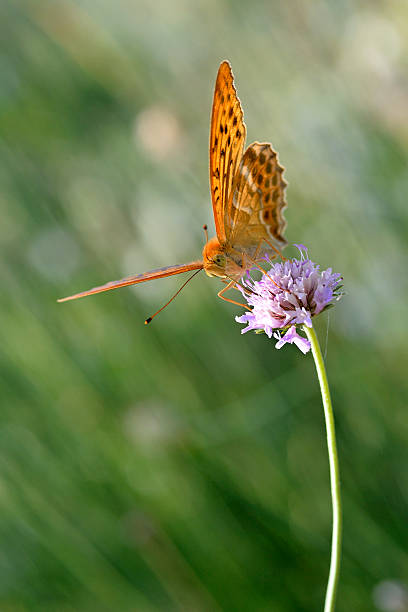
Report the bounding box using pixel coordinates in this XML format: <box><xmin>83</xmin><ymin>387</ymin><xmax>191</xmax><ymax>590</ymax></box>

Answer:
<box><xmin>1</xmin><ymin>1</ymin><xmax>408</xmax><ymax>611</ymax></box>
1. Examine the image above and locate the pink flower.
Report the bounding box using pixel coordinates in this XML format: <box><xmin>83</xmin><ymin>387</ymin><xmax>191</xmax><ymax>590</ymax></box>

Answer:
<box><xmin>235</xmin><ymin>246</ymin><xmax>343</xmax><ymax>353</ymax></box>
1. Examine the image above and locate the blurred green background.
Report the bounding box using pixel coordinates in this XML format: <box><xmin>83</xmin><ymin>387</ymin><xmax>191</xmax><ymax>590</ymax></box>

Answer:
<box><xmin>1</xmin><ymin>1</ymin><xmax>408</xmax><ymax>611</ymax></box>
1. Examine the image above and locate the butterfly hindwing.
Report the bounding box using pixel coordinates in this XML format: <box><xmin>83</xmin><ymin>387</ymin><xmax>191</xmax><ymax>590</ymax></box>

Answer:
<box><xmin>209</xmin><ymin>61</ymin><xmax>246</xmax><ymax>244</ymax></box>
<box><xmin>226</xmin><ymin>142</ymin><xmax>287</xmax><ymax>256</ymax></box>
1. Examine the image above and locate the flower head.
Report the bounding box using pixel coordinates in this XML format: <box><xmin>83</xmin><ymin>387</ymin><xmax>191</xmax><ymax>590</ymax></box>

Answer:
<box><xmin>236</xmin><ymin>245</ymin><xmax>343</xmax><ymax>353</ymax></box>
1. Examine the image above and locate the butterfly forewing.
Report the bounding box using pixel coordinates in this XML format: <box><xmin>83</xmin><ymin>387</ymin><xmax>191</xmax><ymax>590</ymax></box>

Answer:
<box><xmin>226</xmin><ymin>142</ymin><xmax>287</xmax><ymax>257</ymax></box>
<box><xmin>58</xmin><ymin>261</ymin><xmax>203</xmax><ymax>302</ymax></box>
<box><xmin>209</xmin><ymin>61</ymin><xmax>246</xmax><ymax>244</ymax></box>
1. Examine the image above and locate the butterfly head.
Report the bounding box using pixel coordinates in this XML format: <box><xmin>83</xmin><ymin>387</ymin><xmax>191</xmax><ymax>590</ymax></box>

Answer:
<box><xmin>202</xmin><ymin>236</ymin><xmax>242</xmax><ymax>280</ymax></box>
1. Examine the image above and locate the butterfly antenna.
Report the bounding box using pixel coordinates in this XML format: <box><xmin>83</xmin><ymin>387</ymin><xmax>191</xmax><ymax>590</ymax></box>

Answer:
<box><xmin>203</xmin><ymin>224</ymin><xmax>209</xmax><ymax>243</ymax></box>
<box><xmin>145</xmin><ymin>268</ymin><xmax>203</xmax><ymax>325</ymax></box>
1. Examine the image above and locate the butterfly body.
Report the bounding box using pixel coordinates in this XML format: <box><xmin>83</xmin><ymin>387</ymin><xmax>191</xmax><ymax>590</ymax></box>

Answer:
<box><xmin>58</xmin><ymin>61</ymin><xmax>287</xmax><ymax>309</ymax></box>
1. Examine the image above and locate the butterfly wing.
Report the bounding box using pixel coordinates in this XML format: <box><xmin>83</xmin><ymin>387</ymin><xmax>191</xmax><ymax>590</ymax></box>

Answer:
<box><xmin>57</xmin><ymin>261</ymin><xmax>203</xmax><ymax>302</ymax></box>
<box><xmin>225</xmin><ymin>142</ymin><xmax>287</xmax><ymax>258</ymax></box>
<box><xmin>209</xmin><ymin>61</ymin><xmax>246</xmax><ymax>244</ymax></box>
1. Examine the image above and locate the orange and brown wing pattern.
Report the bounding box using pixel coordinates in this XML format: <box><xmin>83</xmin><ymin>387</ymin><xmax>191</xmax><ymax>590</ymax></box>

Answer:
<box><xmin>226</xmin><ymin>142</ymin><xmax>287</xmax><ymax>255</ymax></box>
<box><xmin>209</xmin><ymin>61</ymin><xmax>246</xmax><ymax>244</ymax></box>
<box><xmin>57</xmin><ymin>261</ymin><xmax>203</xmax><ymax>302</ymax></box>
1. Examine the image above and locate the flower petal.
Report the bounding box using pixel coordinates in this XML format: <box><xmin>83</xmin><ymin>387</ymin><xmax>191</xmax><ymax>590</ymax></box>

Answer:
<box><xmin>274</xmin><ymin>326</ymin><xmax>311</xmax><ymax>354</ymax></box>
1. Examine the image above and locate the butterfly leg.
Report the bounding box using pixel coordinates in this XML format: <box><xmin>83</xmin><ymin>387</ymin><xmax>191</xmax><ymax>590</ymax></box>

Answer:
<box><xmin>217</xmin><ymin>280</ymin><xmax>249</xmax><ymax>309</ymax></box>
<box><xmin>254</xmin><ymin>238</ymin><xmax>287</xmax><ymax>262</ymax></box>
<box><xmin>243</xmin><ymin>252</ymin><xmax>286</xmax><ymax>292</ymax></box>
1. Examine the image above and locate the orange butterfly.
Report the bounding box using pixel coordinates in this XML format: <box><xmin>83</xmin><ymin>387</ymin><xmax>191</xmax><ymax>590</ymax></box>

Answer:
<box><xmin>58</xmin><ymin>61</ymin><xmax>288</xmax><ymax>321</ymax></box>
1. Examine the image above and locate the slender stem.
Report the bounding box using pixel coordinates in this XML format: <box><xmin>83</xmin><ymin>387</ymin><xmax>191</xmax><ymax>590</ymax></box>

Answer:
<box><xmin>303</xmin><ymin>324</ymin><xmax>342</xmax><ymax>612</ymax></box>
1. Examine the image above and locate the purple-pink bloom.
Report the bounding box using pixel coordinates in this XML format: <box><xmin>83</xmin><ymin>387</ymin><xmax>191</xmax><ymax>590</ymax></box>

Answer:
<box><xmin>235</xmin><ymin>246</ymin><xmax>343</xmax><ymax>353</ymax></box>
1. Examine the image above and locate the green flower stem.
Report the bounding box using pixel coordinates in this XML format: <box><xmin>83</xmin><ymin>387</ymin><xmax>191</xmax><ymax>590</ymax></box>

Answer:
<box><xmin>303</xmin><ymin>324</ymin><xmax>342</xmax><ymax>612</ymax></box>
